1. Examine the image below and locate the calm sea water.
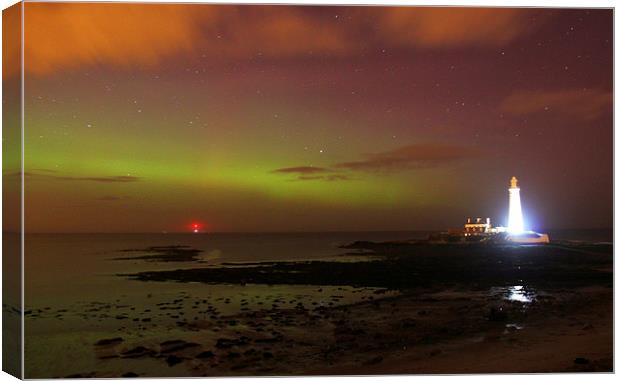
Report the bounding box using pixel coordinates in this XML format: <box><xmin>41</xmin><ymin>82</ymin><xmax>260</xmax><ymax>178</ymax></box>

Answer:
<box><xmin>23</xmin><ymin>229</ymin><xmax>611</xmax><ymax>303</ymax></box>
<box><xmin>24</xmin><ymin>231</ymin><xmax>427</xmax><ymax>305</ymax></box>
<box><xmin>545</xmin><ymin>228</ymin><xmax>613</xmax><ymax>243</ymax></box>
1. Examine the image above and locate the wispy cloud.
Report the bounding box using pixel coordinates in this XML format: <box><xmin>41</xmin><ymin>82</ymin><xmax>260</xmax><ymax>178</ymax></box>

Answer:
<box><xmin>272</xmin><ymin>166</ymin><xmax>352</xmax><ymax>181</ymax></box>
<box><xmin>23</xmin><ymin>171</ymin><xmax>142</xmax><ymax>183</ymax></box>
<box><xmin>272</xmin><ymin>143</ymin><xmax>480</xmax><ymax>179</ymax></box>
<box><xmin>56</xmin><ymin>175</ymin><xmax>141</xmax><ymax>183</ymax></box>
<box><xmin>377</xmin><ymin>8</ymin><xmax>542</xmax><ymax>48</ymax></box>
<box><xmin>334</xmin><ymin>144</ymin><xmax>481</xmax><ymax>172</ymax></box>
<box><xmin>272</xmin><ymin>166</ymin><xmax>331</xmax><ymax>175</ymax></box>
<box><xmin>297</xmin><ymin>174</ymin><xmax>352</xmax><ymax>182</ymax></box>
<box><xmin>12</xmin><ymin>4</ymin><xmax>543</xmax><ymax>76</ymax></box>
<box><xmin>499</xmin><ymin>88</ymin><xmax>612</xmax><ymax>121</ymax></box>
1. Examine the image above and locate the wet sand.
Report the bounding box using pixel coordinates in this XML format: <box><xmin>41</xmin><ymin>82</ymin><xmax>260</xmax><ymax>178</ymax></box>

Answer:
<box><xmin>24</xmin><ymin>240</ymin><xmax>612</xmax><ymax>377</ymax></box>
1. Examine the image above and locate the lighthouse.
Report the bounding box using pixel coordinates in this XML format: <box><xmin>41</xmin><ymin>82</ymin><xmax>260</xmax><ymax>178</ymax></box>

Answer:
<box><xmin>507</xmin><ymin>176</ymin><xmax>524</xmax><ymax>234</ymax></box>
<box><xmin>452</xmin><ymin>176</ymin><xmax>549</xmax><ymax>243</ymax></box>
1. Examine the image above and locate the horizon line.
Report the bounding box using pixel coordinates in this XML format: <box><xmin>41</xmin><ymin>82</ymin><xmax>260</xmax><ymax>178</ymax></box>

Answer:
<box><xmin>3</xmin><ymin>227</ymin><xmax>614</xmax><ymax>235</ymax></box>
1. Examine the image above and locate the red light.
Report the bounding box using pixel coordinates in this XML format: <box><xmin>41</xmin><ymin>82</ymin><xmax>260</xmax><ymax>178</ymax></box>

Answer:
<box><xmin>190</xmin><ymin>222</ymin><xmax>204</xmax><ymax>233</ymax></box>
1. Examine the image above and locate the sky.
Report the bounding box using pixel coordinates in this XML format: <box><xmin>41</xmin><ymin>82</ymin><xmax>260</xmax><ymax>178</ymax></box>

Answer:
<box><xmin>3</xmin><ymin>4</ymin><xmax>613</xmax><ymax>233</ymax></box>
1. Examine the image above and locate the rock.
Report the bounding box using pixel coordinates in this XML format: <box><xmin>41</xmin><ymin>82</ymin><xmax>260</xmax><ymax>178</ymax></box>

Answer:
<box><xmin>574</xmin><ymin>357</ymin><xmax>590</xmax><ymax>365</ymax></box>
<box><xmin>66</xmin><ymin>372</ymin><xmax>97</xmax><ymax>378</ymax></box>
<box><xmin>160</xmin><ymin>340</ymin><xmax>200</xmax><ymax>353</ymax></box>
<box><xmin>166</xmin><ymin>355</ymin><xmax>183</xmax><ymax>366</ymax></box>
<box><xmin>488</xmin><ymin>307</ymin><xmax>508</xmax><ymax>322</ymax></box>
<box><xmin>95</xmin><ymin>337</ymin><xmax>124</xmax><ymax>346</ymax></box>
<box><xmin>262</xmin><ymin>351</ymin><xmax>274</xmax><ymax>359</ymax></box>
<box><xmin>121</xmin><ymin>346</ymin><xmax>155</xmax><ymax>358</ymax></box>
<box><xmin>121</xmin><ymin>372</ymin><xmax>139</xmax><ymax>377</ymax></box>
<box><xmin>216</xmin><ymin>337</ymin><xmax>250</xmax><ymax>348</ymax></box>
<box><xmin>196</xmin><ymin>351</ymin><xmax>215</xmax><ymax>359</ymax></box>
<box><xmin>226</xmin><ymin>352</ymin><xmax>241</xmax><ymax>359</ymax></box>
<box><xmin>363</xmin><ymin>356</ymin><xmax>383</xmax><ymax>365</ymax></box>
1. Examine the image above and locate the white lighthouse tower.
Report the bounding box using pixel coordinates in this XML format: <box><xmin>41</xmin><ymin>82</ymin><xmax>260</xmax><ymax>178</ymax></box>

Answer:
<box><xmin>507</xmin><ymin>176</ymin><xmax>524</xmax><ymax>234</ymax></box>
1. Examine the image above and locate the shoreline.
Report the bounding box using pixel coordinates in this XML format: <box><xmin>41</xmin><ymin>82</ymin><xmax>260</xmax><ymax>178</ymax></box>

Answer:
<box><xmin>24</xmin><ymin>239</ymin><xmax>613</xmax><ymax>377</ymax></box>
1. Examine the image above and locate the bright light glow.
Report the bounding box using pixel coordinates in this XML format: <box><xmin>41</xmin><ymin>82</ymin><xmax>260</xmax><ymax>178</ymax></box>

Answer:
<box><xmin>190</xmin><ymin>222</ymin><xmax>202</xmax><ymax>233</ymax></box>
<box><xmin>508</xmin><ymin>177</ymin><xmax>524</xmax><ymax>234</ymax></box>
<box><xmin>507</xmin><ymin>285</ymin><xmax>534</xmax><ymax>303</ymax></box>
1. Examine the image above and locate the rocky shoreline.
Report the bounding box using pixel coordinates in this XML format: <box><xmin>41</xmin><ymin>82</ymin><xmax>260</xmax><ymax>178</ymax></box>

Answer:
<box><xmin>25</xmin><ymin>240</ymin><xmax>613</xmax><ymax>377</ymax></box>
<box><xmin>124</xmin><ymin>241</ymin><xmax>612</xmax><ymax>290</ymax></box>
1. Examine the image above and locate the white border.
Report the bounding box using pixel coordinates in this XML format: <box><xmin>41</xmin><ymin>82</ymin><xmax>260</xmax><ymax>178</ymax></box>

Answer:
<box><xmin>0</xmin><ymin>1</ymin><xmax>616</xmax><ymax>381</ymax></box>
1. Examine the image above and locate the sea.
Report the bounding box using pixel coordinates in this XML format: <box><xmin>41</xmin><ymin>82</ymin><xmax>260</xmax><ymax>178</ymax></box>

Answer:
<box><xmin>11</xmin><ymin>229</ymin><xmax>612</xmax><ymax>377</ymax></box>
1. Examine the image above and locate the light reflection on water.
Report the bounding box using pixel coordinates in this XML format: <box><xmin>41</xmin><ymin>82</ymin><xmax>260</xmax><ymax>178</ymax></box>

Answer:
<box><xmin>490</xmin><ymin>285</ymin><xmax>537</xmax><ymax>303</ymax></box>
<box><xmin>507</xmin><ymin>285</ymin><xmax>534</xmax><ymax>303</ymax></box>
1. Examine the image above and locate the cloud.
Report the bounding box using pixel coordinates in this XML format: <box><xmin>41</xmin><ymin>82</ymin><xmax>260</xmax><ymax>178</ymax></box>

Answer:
<box><xmin>272</xmin><ymin>166</ymin><xmax>331</xmax><ymax>175</ymax></box>
<box><xmin>272</xmin><ymin>166</ymin><xmax>352</xmax><ymax>181</ymax></box>
<box><xmin>16</xmin><ymin>4</ymin><xmax>541</xmax><ymax>76</ymax></box>
<box><xmin>2</xmin><ymin>3</ymin><xmax>21</xmax><ymax>78</ymax></box>
<box><xmin>334</xmin><ymin>143</ymin><xmax>480</xmax><ymax>172</ymax></box>
<box><xmin>22</xmin><ymin>3</ymin><xmax>210</xmax><ymax>75</ymax></box>
<box><xmin>23</xmin><ymin>171</ymin><xmax>141</xmax><ymax>183</ymax></box>
<box><xmin>499</xmin><ymin>89</ymin><xmax>612</xmax><ymax>121</ymax></box>
<box><xmin>56</xmin><ymin>175</ymin><xmax>141</xmax><ymax>183</ymax></box>
<box><xmin>376</xmin><ymin>8</ymin><xmax>539</xmax><ymax>48</ymax></box>
<box><xmin>297</xmin><ymin>174</ymin><xmax>352</xmax><ymax>181</ymax></box>
<box><xmin>273</xmin><ymin>143</ymin><xmax>480</xmax><ymax>177</ymax></box>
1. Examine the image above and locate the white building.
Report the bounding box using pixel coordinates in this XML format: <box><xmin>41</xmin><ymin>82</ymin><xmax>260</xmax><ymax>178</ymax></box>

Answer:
<box><xmin>464</xmin><ymin>217</ymin><xmax>492</xmax><ymax>235</ymax></box>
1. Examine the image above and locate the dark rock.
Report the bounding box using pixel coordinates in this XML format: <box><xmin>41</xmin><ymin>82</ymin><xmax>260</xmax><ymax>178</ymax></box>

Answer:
<box><xmin>196</xmin><ymin>351</ymin><xmax>215</xmax><ymax>359</ymax></box>
<box><xmin>121</xmin><ymin>346</ymin><xmax>155</xmax><ymax>358</ymax></box>
<box><xmin>363</xmin><ymin>356</ymin><xmax>383</xmax><ymax>365</ymax></box>
<box><xmin>488</xmin><ymin>307</ymin><xmax>508</xmax><ymax>322</ymax></box>
<box><xmin>95</xmin><ymin>337</ymin><xmax>124</xmax><ymax>346</ymax></box>
<box><xmin>574</xmin><ymin>357</ymin><xmax>590</xmax><ymax>365</ymax></box>
<box><xmin>243</xmin><ymin>348</ymin><xmax>258</xmax><ymax>356</ymax></box>
<box><xmin>226</xmin><ymin>352</ymin><xmax>241</xmax><ymax>359</ymax></box>
<box><xmin>166</xmin><ymin>355</ymin><xmax>183</xmax><ymax>366</ymax></box>
<box><xmin>121</xmin><ymin>372</ymin><xmax>139</xmax><ymax>378</ymax></box>
<box><xmin>160</xmin><ymin>340</ymin><xmax>200</xmax><ymax>353</ymax></box>
<box><xmin>216</xmin><ymin>337</ymin><xmax>250</xmax><ymax>349</ymax></box>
